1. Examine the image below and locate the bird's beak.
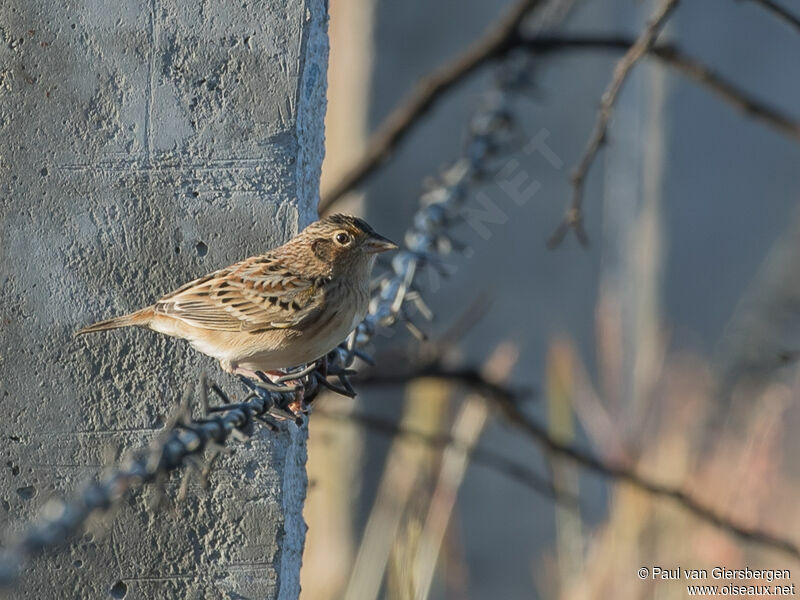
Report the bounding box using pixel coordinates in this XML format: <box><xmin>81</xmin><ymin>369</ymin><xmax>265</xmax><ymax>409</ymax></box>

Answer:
<box><xmin>364</xmin><ymin>233</ymin><xmax>399</xmax><ymax>253</ymax></box>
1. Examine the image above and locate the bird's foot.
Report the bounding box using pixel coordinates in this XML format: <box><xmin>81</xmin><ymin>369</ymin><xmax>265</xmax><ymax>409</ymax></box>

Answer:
<box><xmin>233</xmin><ymin>370</ymin><xmax>307</xmax><ymax>423</ymax></box>
<box><xmin>257</xmin><ymin>370</ymin><xmax>309</xmax><ymax>420</ymax></box>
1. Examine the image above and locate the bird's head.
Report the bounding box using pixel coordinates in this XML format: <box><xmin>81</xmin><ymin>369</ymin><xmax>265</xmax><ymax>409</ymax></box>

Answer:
<box><xmin>300</xmin><ymin>214</ymin><xmax>398</xmax><ymax>275</ymax></box>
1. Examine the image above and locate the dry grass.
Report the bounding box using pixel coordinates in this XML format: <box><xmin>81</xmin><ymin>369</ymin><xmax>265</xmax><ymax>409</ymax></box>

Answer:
<box><xmin>541</xmin><ymin>335</ymin><xmax>800</xmax><ymax>599</ymax></box>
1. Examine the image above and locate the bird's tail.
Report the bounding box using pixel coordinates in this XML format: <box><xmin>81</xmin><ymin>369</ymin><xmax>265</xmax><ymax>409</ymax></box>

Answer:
<box><xmin>75</xmin><ymin>307</ymin><xmax>155</xmax><ymax>335</ymax></box>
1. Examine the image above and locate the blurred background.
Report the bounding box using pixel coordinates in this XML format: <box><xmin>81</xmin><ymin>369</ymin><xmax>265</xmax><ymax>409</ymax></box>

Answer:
<box><xmin>302</xmin><ymin>0</ymin><xmax>800</xmax><ymax>598</ymax></box>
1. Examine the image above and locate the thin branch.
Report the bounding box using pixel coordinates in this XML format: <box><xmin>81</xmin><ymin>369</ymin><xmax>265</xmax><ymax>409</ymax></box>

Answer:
<box><xmin>548</xmin><ymin>0</ymin><xmax>681</xmax><ymax>248</ymax></box>
<box><xmin>317</xmin><ymin>0</ymin><xmax>545</xmax><ymax>214</ymax></box>
<box><xmin>318</xmin><ymin>409</ymin><xmax>577</xmax><ymax>507</ymax></box>
<box><xmin>745</xmin><ymin>0</ymin><xmax>800</xmax><ymax>34</ymax></box>
<box><xmin>491</xmin><ymin>394</ymin><xmax>800</xmax><ymax>559</ymax></box>
<box><xmin>359</xmin><ymin>363</ymin><xmax>800</xmax><ymax>559</ymax></box>
<box><xmin>521</xmin><ymin>35</ymin><xmax>800</xmax><ymax>143</ymax></box>
<box><xmin>651</xmin><ymin>44</ymin><xmax>800</xmax><ymax>138</ymax></box>
<box><xmin>354</xmin><ymin>362</ymin><xmax>528</xmax><ymax>405</ymax></box>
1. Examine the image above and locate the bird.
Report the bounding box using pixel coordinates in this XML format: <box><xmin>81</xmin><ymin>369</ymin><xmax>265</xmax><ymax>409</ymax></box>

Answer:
<box><xmin>77</xmin><ymin>214</ymin><xmax>397</xmax><ymax>387</ymax></box>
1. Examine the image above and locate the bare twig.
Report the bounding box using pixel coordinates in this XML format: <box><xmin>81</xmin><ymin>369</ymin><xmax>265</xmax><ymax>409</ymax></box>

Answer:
<box><xmin>549</xmin><ymin>0</ymin><xmax>680</xmax><ymax>248</ymax></box>
<box><xmin>354</xmin><ymin>363</ymin><xmax>526</xmax><ymax>404</ymax></box>
<box><xmin>318</xmin><ymin>409</ymin><xmax>575</xmax><ymax>506</ymax></box>
<box><xmin>491</xmin><ymin>394</ymin><xmax>800</xmax><ymax>559</ymax></box>
<box><xmin>650</xmin><ymin>44</ymin><xmax>800</xmax><ymax>138</ymax></box>
<box><xmin>745</xmin><ymin>0</ymin><xmax>800</xmax><ymax>34</ymax></box>
<box><xmin>520</xmin><ymin>35</ymin><xmax>800</xmax><ymax>143</ymax></box>
<box><xmin>318</xmin><ymin>0</ymin><xmax>544</xmax><ymax>214</ymax></box>
<box><xmin>358</xmin><ymin>359</ymin><xmax>800</xmax><ymax>559</ymax></box>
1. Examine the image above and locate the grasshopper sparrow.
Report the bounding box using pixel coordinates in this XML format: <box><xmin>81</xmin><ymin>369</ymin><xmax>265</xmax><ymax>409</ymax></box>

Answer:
<box><xmin>77</xmin><ymin>214</ymin><xmax>397</xmax><ymax>382</ymax></box>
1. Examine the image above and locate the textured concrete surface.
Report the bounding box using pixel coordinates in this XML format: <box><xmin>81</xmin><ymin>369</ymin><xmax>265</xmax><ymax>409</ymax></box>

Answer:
<box><xmin>0</xmin><ymin>0</ymin><xmax>327</xmax><ymax>597</ymax></box>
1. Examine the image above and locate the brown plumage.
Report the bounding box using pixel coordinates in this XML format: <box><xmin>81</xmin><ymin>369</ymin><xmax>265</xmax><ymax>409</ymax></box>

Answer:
<box><xmin>77</xmin><ymin>214</ymin><xmax>397</xmax><ymax>379</ymax></box>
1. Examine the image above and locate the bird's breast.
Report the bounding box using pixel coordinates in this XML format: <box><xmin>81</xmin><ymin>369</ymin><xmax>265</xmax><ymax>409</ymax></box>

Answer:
<box><xmin>232</xmin><ymin>279</ymin><xmax>369</xmax><ymax>371</ymax></box>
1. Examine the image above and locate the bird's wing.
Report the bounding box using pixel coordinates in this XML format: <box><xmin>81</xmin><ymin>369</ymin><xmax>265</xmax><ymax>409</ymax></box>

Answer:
<box><xmin>153</xmin><ymin>254</ymin><xmax>330</xmax><ymax>333</ymax></box>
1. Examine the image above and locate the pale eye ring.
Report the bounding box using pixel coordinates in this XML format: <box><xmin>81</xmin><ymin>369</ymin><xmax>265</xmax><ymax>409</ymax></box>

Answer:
<box><xmin>335</xmin><ymin>232</ymin><xmax>351</xmax><ymax>245</ymax></box>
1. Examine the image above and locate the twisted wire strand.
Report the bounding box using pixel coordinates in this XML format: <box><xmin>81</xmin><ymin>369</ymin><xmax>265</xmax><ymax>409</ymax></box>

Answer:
<box><xmin>0</xmin><ymin>58</ymin><xmax>526</xmax><ymax>588</ymax></box>
<box><xmin>0</xmin><ymin>391</ymin><xmax>276</xmax><ymax>585</ymax></box>
<box><xmin>331</xmin><ymin>56</ymin><xmax>529</xmax><ymax>370</ymax></box>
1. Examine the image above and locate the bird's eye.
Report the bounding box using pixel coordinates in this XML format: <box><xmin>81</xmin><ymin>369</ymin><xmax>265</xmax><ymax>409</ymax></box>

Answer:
<box><xmin>334</xmin><ymin>232</ymin><xmax>351</xmax><ymax>245</ymax></box>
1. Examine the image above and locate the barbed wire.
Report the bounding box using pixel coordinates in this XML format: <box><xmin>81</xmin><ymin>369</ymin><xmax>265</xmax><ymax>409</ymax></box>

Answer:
<box><xmin>332</xmin><ymin>61</ymin><xmax>528</xmax><ymax>359</ymax></box>
<box><xmin>0</xmin><ymin>53</ymin><xmax>528</xmax><ymax>589</ymax></box>
<box><xmin>0</xmin><ymin>380</ymin><xmax>286</xmax><ymax>586</ymax></box>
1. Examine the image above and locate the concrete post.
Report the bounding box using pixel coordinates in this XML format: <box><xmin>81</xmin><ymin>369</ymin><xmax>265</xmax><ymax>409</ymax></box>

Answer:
<box><xmin>0</xmin><ymin>0</ymin><xmax>327</xmax><ymax>597</ymax></box>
